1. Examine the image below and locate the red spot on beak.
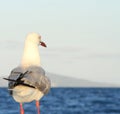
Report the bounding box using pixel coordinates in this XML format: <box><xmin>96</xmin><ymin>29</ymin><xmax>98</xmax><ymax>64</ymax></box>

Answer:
<box><xmin>40</xmin><ymin>41</ymin><xmax>47</xmax><ymax>47</ymax></box>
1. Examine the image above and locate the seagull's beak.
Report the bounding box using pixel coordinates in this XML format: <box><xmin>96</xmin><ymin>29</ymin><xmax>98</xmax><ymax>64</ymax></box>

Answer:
<box><xmin>40</xmin><ymin>41</ymin><xmax>47</xmax><ymax>47</ymax></box>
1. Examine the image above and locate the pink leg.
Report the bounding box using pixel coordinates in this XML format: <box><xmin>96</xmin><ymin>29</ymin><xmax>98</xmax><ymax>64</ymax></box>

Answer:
<box><xmin>20</xmin><ymin>103</ymin><xmax>24</xmax><ymax>114</ymax></box>
<box><xmin>36</xmin><ymin>101</ymin><xmax>40</xmax><ymax>114</ymax></box>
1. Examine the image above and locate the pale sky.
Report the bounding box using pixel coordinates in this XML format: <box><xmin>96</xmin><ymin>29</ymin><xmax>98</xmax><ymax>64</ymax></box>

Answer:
<box><xmin>0</xmin><ymin>0</ymin><xmax>120</xmax><ymax>84</ymax></box>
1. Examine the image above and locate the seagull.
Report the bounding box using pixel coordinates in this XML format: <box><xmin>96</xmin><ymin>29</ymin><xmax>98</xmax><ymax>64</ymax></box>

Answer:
<box><xmin>4</xmin><ymin>33</ymin><xmax>51</xmax><ymax>114</ymax></box>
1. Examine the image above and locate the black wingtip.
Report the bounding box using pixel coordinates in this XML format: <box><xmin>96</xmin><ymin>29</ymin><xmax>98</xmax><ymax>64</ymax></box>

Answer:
<box><xmin>3</xmin><ymin>78</ymin><xmax>16</xmax><ymax>82</ymax></box>
<box><xmin>3</xmin><ymin>77</ymin><xmax>9</xmax><ymax>80</ymax></box>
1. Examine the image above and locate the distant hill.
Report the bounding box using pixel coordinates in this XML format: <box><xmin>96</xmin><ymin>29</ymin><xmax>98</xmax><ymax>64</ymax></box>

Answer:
<box><xmin>0</xmin><ymin>72</ymin><xmax>119</xmax><ymax>87</ymax></box>
<box><xmin>46</xmin><ymin>73</ymin><xmax>118</xmax><ymax>87</ymax></box>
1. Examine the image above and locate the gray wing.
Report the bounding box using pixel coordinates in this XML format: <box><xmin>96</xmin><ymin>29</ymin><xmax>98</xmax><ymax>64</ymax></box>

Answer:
<box><xmin>8</xmin><ymin>66</ymin><xmax>51</xmax><ymax>94</ymax></box>
<box><xmin>8</xmin><ymin>67</ymin><xmax>24</xmax><ymax>89</ymax></box>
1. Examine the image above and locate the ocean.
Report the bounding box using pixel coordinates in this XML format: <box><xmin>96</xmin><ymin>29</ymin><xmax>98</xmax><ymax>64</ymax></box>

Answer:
<box><xmin>0</xmin><ymin>88</ymin><xmax>120</xmax><ymax>114</ymax></box>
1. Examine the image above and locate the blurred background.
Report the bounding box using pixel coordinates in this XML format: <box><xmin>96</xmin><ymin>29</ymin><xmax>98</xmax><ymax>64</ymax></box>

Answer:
<box><xmin>0</xmin><ymin>1</ymin><xmax>120</xmax><ymax>114</ymax></box>
<box><xmin>0</xmin><ymin>0</ymin><xmax>120</xmax><ymax>86</ymax></box>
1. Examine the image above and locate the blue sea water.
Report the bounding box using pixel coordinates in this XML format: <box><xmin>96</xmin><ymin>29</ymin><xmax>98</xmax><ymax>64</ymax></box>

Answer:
<box><xmin>0</xmin><ymin>88</ymin><xmax>120</xmax><ymax>114</ymax></box>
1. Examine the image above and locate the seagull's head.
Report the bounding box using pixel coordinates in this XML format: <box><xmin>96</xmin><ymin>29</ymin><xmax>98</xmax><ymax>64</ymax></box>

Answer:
<box><xmin>26</xmin><ymin>33</ymin><xmax>47</xmax><ymax>47</ymax></box>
